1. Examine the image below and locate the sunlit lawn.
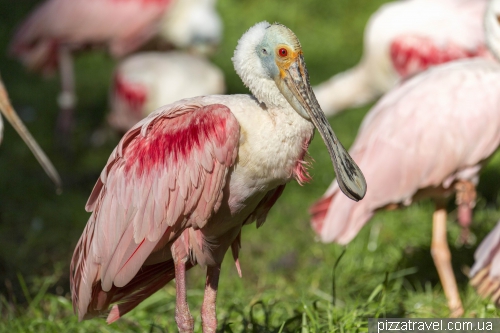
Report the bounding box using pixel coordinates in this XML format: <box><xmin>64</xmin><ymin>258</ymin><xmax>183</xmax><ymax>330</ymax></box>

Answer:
<box><xmin>1</xmin><ymin>0</ymin><xmax>500</xmax><ymax>332</ymax></box>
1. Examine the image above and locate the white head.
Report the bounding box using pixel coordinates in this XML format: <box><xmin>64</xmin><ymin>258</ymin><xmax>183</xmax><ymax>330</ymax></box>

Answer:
<box><xmin>486</xmin><ymin>0</ymin><xmax>500</xmax><ymax>60</ymax></box>
<box><xmin>232</xmin><ymin>22</ymin><xmax>367</xmax><ymax>201</ymax></box>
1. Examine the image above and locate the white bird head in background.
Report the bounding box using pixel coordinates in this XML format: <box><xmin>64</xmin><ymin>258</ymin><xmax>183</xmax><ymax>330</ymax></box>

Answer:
<box><xmin>234</xmin><ymin>21</ymin><xmax>367</xmax><ymax>201</ymax></box>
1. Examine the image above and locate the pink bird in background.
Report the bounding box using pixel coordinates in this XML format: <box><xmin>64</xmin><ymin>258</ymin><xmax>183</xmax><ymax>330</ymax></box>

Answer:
<box><xmin>0</xmin><ymin>73</ymin><xmax>61</xmax><ymax>190</ymax></box>
<box><xmin>9</xmin><ymin>0</ymin><xmax>222</xmax><ymax>136</ymax></box>
<box><xmin>310</xmin><ymin>0</ymin><xmax>500</xmax><ymax>316</ymax></box>
<box><xmin>470</xmin><ymin>220</ymin><xmax>500</xmax><ymax>306</ymax></box>
<box><xmin>314</xmin><ymin>0</ymin><xmax>493</xmax><ymax>117</ymax></box>
<box><xmin>468</xmin><ymin>0</ymin><xmax>500</xmax><ymax>310</ymax></box>
<box><xmin>108</xmin><ymin>51</ymin><xmax>225</xmax><ymax>133</ymax></box>
<box><xmin>70</xmin><ymin>22</ymin><xmax>366</xmax><ymax>333</ymax></box>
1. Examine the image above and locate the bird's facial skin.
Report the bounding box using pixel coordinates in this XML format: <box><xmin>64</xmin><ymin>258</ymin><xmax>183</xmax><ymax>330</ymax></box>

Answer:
<box><xmin>274</xmin><ymin>44</ymin><xmax>301</xmax><ymax>79</ymax></box>
<box><xmin>256</xmin><ymin>24</ymin><xmax>367</xmax><ymax>201</ymax></box>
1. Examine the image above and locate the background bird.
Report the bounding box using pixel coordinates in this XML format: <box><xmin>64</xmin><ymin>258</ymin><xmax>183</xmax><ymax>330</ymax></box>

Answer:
<box><xmin>467</xmin><ymin>0</ymin><xmax>500</xmax><ymax>309</ymax></box>
<box><xmin>108</xmin><ymin>51</ymin><xmax>225</xmax><ymax>133</ymax></box>
<box><xmin>470</xmin><ymin>220</ymin><xmax>500</xmax><ymax>306</ymax></box>
<box><xmin>9</xmin><ymin>0</ymin><xmax>222</xmax><ymax>136</ymax></box>
<box><xmin>70</xmin><ymin>22</ymin><xmax>366</xmax><ymax>332</ymax></box>
<box><xmin>0</xmin><ymin>73</ymin><xmax>61</xmax><ymax>190</ymax></box>
<box><xmin>314</xmin><ymin>0</ymin><xmax>492</xmax><ymax>117</ymax></box>
<box><xmin>310</xmin><ymin>0</ymin><xmax>500</xmax><ymax>315</ymax></box>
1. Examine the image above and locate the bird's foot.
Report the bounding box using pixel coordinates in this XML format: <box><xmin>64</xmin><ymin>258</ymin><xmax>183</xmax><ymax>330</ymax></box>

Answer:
<box><xmin>175</xmin><ymin>310</ymin><xmax>194</xmax><ymax>333</ymax></box>
<box><xmin>449</xmin><ymin>304</ymin><xmax>464</xmax><ymax>318</ymax></box>
<box><xmin>201</xmin><ymin>265</ymin><xmax>221</xmax><ymax>333</ymax></box>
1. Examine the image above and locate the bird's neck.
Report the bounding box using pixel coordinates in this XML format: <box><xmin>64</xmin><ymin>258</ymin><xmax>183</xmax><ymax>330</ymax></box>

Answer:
<box><xmin>248</xmin><ymin>76</ymin><xmax>291</xmax><ymax>109</ymax></box>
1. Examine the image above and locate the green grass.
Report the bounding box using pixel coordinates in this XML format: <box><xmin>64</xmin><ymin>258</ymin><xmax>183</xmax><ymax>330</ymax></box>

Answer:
<box><xmin>1</xmin><ymin>0</ymin><xmax>500</xmax><ymax>332</ymax></box>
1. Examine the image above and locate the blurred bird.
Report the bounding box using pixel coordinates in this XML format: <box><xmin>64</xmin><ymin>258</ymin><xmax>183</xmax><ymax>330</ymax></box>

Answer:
<box><xmin>108</xmin><ymin>51</ymin><xmax>225</xmax><ymax>133</ymax></box>
<box><xmin>470</xmin><ymin>220</ymin><xmax>500</xmax><ymax>306</ymax></box>
<box><xmin>159</xmin><ymin>0</ymin><xmax>222</xmax><ymax>55</ymax></box>
<box><xmin>70</xmin><ymin>22</ymin><xmax>366</xmax><ymax>332</ymax></box>
<box><xmin>315</xmin><ymin>0</ymin><xmax>492</xmax><ymax>117</ymax></box>
<box><xmin>0</xmin><ymin>73</ymin><xmax>61</xmax><ymax>191</ymax></box>
<box><xmin>310</xmin><ymin>0</ymin><xmax>500</xmax><ymax>316</ymax></box>
<box><xmin>9</xmin><ymin>0</ymin><xmax>222</xmax><ymax>136</ymax></box>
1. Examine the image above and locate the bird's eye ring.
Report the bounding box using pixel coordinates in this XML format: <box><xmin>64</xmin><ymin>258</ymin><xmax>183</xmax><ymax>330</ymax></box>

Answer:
<box><xmin>278</xmin><ymin>48</ymin><xmax>288</xmax><ymax>57</ymax></box>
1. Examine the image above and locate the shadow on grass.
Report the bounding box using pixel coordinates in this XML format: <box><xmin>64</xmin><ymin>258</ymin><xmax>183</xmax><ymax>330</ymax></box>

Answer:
<box><xmin>217</xmin><ymin>301</ymin><xmax>302</xmax><ymax>333</ymax></box>
<box><xmin>396</xmin><ymin>241</ymin><xmax>476</xmax><ymax>291</ymax></box>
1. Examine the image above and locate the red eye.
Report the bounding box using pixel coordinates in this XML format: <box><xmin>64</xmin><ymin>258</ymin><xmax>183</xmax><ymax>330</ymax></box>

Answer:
<box><xmin>278</xmin><ymin>48</ymin><xmax>288</xmax><ymax>57</ymax></box>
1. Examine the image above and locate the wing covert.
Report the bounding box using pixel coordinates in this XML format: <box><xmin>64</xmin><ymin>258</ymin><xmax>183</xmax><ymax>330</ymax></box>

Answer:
<box><xmin>71</xmin><ymin>102</ymin><xmax>239</xmax><ymax>318</ymax></box>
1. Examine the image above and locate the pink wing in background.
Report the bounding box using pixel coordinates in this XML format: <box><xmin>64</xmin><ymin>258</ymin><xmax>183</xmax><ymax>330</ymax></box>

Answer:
<box><xmin>470</xmin><ymin>221</ymin><xmax>500</xmax><ymax>305</ymax></box>
<box><xmin>9</xmin><ymin>0</ymin><xmax>172</xmax><ymax>73</ymax></box>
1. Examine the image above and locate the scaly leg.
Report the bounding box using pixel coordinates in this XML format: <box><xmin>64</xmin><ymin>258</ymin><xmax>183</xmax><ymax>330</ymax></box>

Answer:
<box><xmin>455</xmin><ymin>180</ymin><xmax>477</xmax><ymax>245</ymax></box>
<box><xmin>431</xmin><ymin>203</ymin><xmax>464</xmax><ymax>317</ymax></box>
<box><xmin>173</xmin><ymin>254</ymin><xmax>194</xmax><ymax>333</ymax></box>
<box><xmin>57</xmin><ymin>45</ymin><xmax>76</xmax><ymax>140</ymax></box>
<box><xmin>201</xmin><ymin>265</ymin><xmax>221</xmax><ymax>333</ymax></box>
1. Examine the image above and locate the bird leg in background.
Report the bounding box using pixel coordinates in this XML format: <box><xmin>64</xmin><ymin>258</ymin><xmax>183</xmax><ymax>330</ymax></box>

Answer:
<box><xmin>56</xmin><ymin>44</ymin><xmax>76</xmax><ymax>141</ymax></box>
<box><xmin>201</xmin><ymin>265</ymin><xmax>221</xmax><ymax>333</ymax></box>
<box><xmin>172</xmin><ymin>244</ymin><xmax>194</xmax><ymax>333</ymax></box>
<box><xmin>431</xmin><ymin>201</ymin><xmax>464</xmax><ymax>317</ymax></box>
<box><xmin>455</xmin><ymin>180</ymin><xmax>477</xmax><ymax>245</ymax></box>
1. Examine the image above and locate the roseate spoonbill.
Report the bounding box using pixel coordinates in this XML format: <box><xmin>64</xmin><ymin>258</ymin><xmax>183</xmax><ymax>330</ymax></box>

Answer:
<box><xmin>310</xmin><ymin>0</ymin><xmax>500</xmax><ymax>316</ymax></box>
<box><xmin>0</xmin><ymin>74</ymin><xmax>61</xmax><ymax>190</ymax></box>
<box><xmin>315</xmin><ymin>0</ymin><xmax>492</xmax><ymax>117</ymax></box>
<box><xmin>470</xmin><ymin>220</ymin><xmax>500</xmax><ymax>306</ymax></box>
<box><xmin>9</xmin><ymin>0</ymin><xmax>222</xmax><ymax>135</ymax></box>
<box><xmin>108</xmin><ymin>51</ymin><xmax>225</xmax><ymax>133</ymax></box>
<box><xmin>70</xmin><ymin>22</ymin><xmax>367</xmax><ymax>332</ymax></box>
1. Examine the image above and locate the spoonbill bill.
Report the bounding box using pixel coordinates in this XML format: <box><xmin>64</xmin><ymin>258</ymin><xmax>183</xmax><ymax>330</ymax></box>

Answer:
<box><xmin>0</xmin><ymin>74</ymin><xmax>61</xmax><ymax>190</ymax></box>
<box><xmin>108</xmin><ymin>51</ymin><xmax>225</xmax><ymax>133</ymax></box>
<box><xmin>315</xmin><ymin>0</ymin><xmax>492</xmax><ymax>117</ymax></box>
<box><xmin>9</xmin><ymin>0</ymin><xmax>222</xmax><ymax>135</ymax></box>
<box><xmin>70</xmin><ymin>22</ymin><xmax>366</xmax><ymax>332</ymax></box>
<box><xmin>310</xmin><ymin>0</ymin><xmax>500</xmax><ymax>316</ymax></box>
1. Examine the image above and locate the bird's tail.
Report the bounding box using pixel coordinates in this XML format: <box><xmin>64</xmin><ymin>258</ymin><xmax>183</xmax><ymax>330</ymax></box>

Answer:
<box><xmin>470</xmin><ymin>220</ymin><xmax>500</xmax><ymax>306</ymax></box>
<box><xmin>9</xmin><ymin>5</ymin><xmax>59</xmax><ymax>75</ymax></box>
<box><xmin>310</xmin><ymin>180</ymin><xmax>373</xmax><ymax>244</ymax></box>
<box><xmin>75</xmin><ymin>259</ymin><xmax>194</xmax><ymax>324</ymax></box>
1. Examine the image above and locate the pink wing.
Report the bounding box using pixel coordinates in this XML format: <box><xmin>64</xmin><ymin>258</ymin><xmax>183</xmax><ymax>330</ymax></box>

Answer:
<box><xmin>70</xmin><ymin>101</ymin><xmax>239</xmax><ymax>320</ymax></box>
<box><xmin>470</xmin><ymin>220</ymin><xmax>500</xmax><ymax>306</ymax></box>
<box><xmin>311</xmin><ymin>59</ymin><xmax>500</xmax><ymax>244</ymax></box>
<box><xmin>369</xmin><ymin>0</ymin><xmax>493</xmax><ymax>79</ymax></box>
<box><xmin>9</xmin><ymin>0</ymin><xmax>171</xmax><ymax>72</ymax></box>
<box><xmin>390</xmin><ymin>35</ymin><xmax>491</xmax><ymax>78</ymax></box>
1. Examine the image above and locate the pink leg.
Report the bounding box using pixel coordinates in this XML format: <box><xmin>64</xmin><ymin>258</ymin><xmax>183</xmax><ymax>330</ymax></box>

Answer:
<box><xmin>431</xmin><ymin>203</ymin><xmax>464</xmax><ymax>317</ymax></box>
<box><xmin>173</xmin><ymin>256</ymin><xmax>194</xmax><ymax>333</ymax></box>
<box><xmin>57</xmin><ymin>45</ymin><xmax>76</xmax><ymax>139</ymax></box>
<box><xmin>455</xmin><ymin>180</ymin><xmax>477</xmax><ymax>245</ymax></box>
<box><xmin>201</xmin><ymin>265</ymin><xmax>221</xmax><ymax>333</ymax></box>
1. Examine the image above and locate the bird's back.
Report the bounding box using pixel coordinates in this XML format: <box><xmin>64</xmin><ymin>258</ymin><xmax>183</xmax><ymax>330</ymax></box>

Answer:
<box><xmin>367</xmin><ymin>0</ymin><xmax>490</xmax><ymax>81</ymax></box>
<box><xmin>311</xmin><ymin>59</ymin><xmax>500</xmax><ymax>244</ymax></box>
<box><xmin>109</xmin><ymin>51</ymin><xmax>225</xmax><ymax>131</ymax></box>
<box><xmin>10</xmin><ymin>0</ymin><xmax>171</xmax><ymax>73</ymax></box>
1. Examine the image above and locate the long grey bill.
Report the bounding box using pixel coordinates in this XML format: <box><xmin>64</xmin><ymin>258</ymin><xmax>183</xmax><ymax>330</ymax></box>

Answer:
<box><xmin>0</xmin><ymin>76</ymin><xmax>62</xmax><ymax>193</ymax></box>
<box><xmin>279</xmin><ymin>55</ymin><xmax>367</xmax><ymax>201</ymax></box>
